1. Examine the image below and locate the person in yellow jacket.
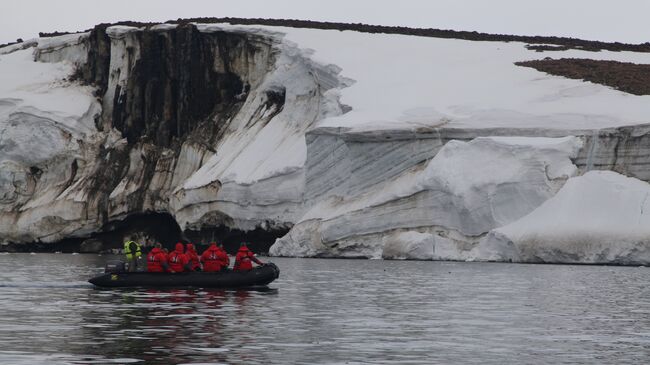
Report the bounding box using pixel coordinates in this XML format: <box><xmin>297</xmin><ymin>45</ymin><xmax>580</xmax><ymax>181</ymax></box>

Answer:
<box><xmin>124</xmin><ymin>239</ymin><xmax>142</xmax><ymax>272</ymax></box>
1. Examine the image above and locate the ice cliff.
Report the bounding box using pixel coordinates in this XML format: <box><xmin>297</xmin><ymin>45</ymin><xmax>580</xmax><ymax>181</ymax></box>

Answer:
<box><xmin>0</xmin><ymin>23</ymin><xmax>350</xmax><ymax>251</ymax></box>
<box><xmin>2</xmin><ymin>20</ymin><xmax>650</xmax><ymax>263</ymax></box>
<box><xmin>273</xmin><ymin>136</ymin><xmax>582</xmax><ymax>259</ymax></box>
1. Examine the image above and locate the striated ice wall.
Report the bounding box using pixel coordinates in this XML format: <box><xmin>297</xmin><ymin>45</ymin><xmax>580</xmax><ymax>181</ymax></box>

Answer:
<box><xmin>271</xmin><ymin>135</ymin><xmax>583</xmax><ymax>258</ymax></box>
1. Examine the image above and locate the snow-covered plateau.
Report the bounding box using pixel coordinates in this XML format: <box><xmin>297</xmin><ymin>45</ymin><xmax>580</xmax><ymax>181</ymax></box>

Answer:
<box><xmin>1</xmin><ymin>21</ymin><xmax>650</xmax><ymax>263</ymax></box>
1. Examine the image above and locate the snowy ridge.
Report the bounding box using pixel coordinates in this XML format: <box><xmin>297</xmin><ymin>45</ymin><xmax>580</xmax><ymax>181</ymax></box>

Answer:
<box><xmin>277</xmin><ymin>27</ymin><xmax>650</xmax><ymax>131</ymax></box>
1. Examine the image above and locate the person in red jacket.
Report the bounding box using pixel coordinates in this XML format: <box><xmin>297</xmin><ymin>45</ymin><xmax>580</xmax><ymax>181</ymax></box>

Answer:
<box><xmin>186</xmin><ymin>243</ymin><xmax>201</xmax><ymax>271</ymax></box>
<box><xmin>216</xmin><ymin>243</ymin><xmax>230</xmax><ymax>269</ymax></box>
<box><xmin>201</xmin><ymin>242</ymin><xmax>230</xmax><ymax>272</ymax></box>
<box><xmin>168</xmin><ymin>242</ymin><xmax>191</xmax><ymax>273</ymax></box>
<box><xmin>147</xmin><ymin>243</ymin><xmax>170</xmax><ymax>273</ymax></box>
<box><xmin>233</xmin><ymin>242</ymin><xmax>264</xmax><ymax>271</ymax></box>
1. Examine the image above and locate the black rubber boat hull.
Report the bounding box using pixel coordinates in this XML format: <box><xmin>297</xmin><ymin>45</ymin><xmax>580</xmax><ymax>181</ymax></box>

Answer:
<box><xmin>89</xmin><ymin>263</ymin><xmax>280</xmax><ymax>288</ymax></box>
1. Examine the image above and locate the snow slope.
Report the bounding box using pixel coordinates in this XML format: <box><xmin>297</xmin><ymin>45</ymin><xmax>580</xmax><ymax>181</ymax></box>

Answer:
<box><xmin>478</xmin><ymin>171</ymin><xmax>650</xmax><ymax>265</ymax></box>
<box><xmin>276</xmin><ymin>27</ymin><xmax>650</xmax><ymax>131</ymax></box>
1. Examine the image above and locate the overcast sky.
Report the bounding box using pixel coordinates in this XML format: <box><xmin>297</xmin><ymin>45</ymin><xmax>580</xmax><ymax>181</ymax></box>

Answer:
<box><xmin>2</xmin><ymin>0</ymin><xmax>650</xmax><ymax>45</ymax></box>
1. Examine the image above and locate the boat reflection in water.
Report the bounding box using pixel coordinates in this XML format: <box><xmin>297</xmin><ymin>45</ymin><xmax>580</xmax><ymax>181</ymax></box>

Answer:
<box><xmin>78</xmin><ymin>286</ymin><xmax>278</xmax><ymax>364</ymax></box>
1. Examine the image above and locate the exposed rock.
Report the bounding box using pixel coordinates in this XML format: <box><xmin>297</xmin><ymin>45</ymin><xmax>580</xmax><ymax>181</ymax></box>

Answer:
<box><xmin>524</xmin><ymin>44</ymin><xmax>573</xmax><ymax>52</ymax></box>
<box><xmin>79</xmin><ymin>238</ymin><xmax>104</xmax><ymax>253</ymax></box>
<box><xmin>32</xmin><ymin>17</ymin><xmax>650</xmax><ymax>53</ymax></box>
<box><xmin>516</xmin><ymin>58</ymin><xmax>650</xmax><ymax>96</ymax></box>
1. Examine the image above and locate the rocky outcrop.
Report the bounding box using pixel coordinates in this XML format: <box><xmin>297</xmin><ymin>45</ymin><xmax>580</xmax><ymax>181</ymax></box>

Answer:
<box><xmin>82</xmin><ymin>23</ymin><xmax>283</xmax><ymax>227</ymax></box>
<box><xmin>516</xmin><ymin>59</ymin><xmax>650</xmax><ymax>96</ymax></box>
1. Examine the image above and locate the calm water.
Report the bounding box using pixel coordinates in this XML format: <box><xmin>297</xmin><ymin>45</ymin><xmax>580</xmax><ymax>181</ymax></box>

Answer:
<box><xmin>0</xmin><ymin>254</ymin><xmax>649</xmax><ymax>364</ymax></box>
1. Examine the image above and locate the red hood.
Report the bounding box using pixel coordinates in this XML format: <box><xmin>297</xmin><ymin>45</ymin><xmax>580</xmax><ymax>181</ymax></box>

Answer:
<box><xmin>175</xmin><ymin>243</ymin><xmax>185</xmax><ymax>253</ymax></box>
<box><xmin>187</xmin><ymin>243</ymin><xmax>196</xmax><ymax>252</ymax></box>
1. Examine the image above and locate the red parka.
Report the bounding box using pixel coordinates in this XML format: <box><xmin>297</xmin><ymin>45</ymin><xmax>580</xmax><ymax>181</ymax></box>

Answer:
<box><xmin>147</xmin><ymin>247</ymin><xmax>169</xmax><ymax>273</ymax></box>
<box><xmin>186</xmin><ymin>243</ymin><xmax>201</xmax><ymax>271</ymax></box>
<box><xmin>168</xmin><ymin>243</ymin><xmax>190</xmax><ymax>272</ymax></box>
<box><xmin>233</xmin><ymin>245</ymin><xmax>263</xmax><ymax>271</ymax></box>
<box><xmin>201</xmin><ymin>243</ymin><xmax>230</xmax><ymax>272</ymax></box>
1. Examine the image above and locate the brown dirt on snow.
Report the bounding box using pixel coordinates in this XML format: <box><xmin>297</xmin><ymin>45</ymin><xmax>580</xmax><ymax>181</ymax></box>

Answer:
<box><xmin>19</xmin><ymin>18</ymin><xmax>650</xmax><ymax>97</ymax></box>
<box><xmin>516</xmin><ymin>58</ymin><xmax>650</xmax><ymax>96</ymax></box>
<box><xmin>32</xmin><ymin>17</ymin><xmax>650</xmax><ymax>53</ymax></box>
<box><xmin>525</xmin><ymin>44</ymin><xmax>573</xmax><ymax>52</ymax></box>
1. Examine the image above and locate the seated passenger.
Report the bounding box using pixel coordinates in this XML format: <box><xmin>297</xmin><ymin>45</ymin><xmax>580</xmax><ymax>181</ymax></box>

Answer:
<box><xmin>201</xmin><ymin>242</ymin><xmax>229</xmax><ymax>272</ymax></box>
<box><xmin>216</xmin><ymin>243</ymin><xmax>230</xmax><ymax>270</ymax></box>
<box><xmin>186</xmin><ymin>243</ymin><xmax>201</xmax><ymax>271</ymax></box>
<box><xmin>147</xmin><ymin>243</ymin><xmax>170</xmax><ymax>273</ymax></box>
<box><xmin>168</xmin><ymin>242</ymin><xmax>191</xmax><ymax>273</ymax></box>
<box><xmin>233</xmin><ymin>242</ymin><xmax>263</xmax><ymax>272</ymax></box>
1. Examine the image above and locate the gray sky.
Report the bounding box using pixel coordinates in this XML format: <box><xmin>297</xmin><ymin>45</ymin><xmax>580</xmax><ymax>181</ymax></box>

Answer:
<box><xmin>2</xmin><ymin>0</ymin><xmax>650</xmax><ymax>44</ymax></box>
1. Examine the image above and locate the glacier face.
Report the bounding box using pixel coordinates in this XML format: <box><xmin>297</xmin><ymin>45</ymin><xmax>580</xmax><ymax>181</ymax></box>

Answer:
<box><xmin>271</xmin><ymin>135</ymin><xmax>583</xmax><ymax>258</ymax></box>
<box><xmin>0</xmin><ymin>24</ymin><xmax>350</xmax><ymax>249</ymax></box>
<box><xmin>0</xmin><ymin>34</ymin><xmax>102</xmax><ymax>243</ymax></box>
<box><xmin>2</xmin><ymin>22</ymin><xmax>650</xmax><ymax>263</ymax></box>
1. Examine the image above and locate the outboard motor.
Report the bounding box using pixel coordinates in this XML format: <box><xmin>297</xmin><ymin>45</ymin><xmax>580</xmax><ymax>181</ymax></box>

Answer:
<box><xmin>105</xmin><ymin>260</ymin><xmax>126</xmax><ymax>273</ymax></box>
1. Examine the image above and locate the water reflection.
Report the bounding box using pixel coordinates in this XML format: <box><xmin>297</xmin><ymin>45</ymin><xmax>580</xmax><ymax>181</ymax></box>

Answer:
<box><xmin>74</xmin><ymin>287</ymin><xmax>278</xmax><ymax>364</ymax></box>
<box><xmin>0</xmin><ymin>254</ymin><xmax>649</xmax><ymax>364</ymax></box>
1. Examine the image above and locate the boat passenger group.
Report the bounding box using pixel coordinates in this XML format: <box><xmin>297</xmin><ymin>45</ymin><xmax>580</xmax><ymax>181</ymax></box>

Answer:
<box><xmin>123</xmin><ymin>240</ymin><xmax>264</xmax><ymax>273</ymax></box>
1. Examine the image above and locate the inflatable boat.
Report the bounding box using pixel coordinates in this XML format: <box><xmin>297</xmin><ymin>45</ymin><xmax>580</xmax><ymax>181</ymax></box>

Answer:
<box><xmin>88</xmin><ymin>263</ymin><xmax>280</xmax><ymax>288</ymax></box>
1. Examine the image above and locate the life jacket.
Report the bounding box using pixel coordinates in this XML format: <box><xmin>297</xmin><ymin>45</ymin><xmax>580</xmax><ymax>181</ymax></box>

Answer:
<box><xmin>147</xmin><ymin>248</ymin><xmax>167</xmax><ymax>272</ymax></box>
<box><xmin>234</xmin><ymin>246</ymin><xmax>260</xmax><ymax>271</ymax></box>
<box><xmin>186</xmin><ymin>243</ymin><xmax>201</xmax><ymax>271</ymax></box>
<box><xmin>217</xmin><ymin>247</ymin><xmax>230</xmax><ymax>268</ymax></box>
<box><xmin>168</xmin><ymin>243</ymin><xmax>189</xmax><ymax>272</ymax></box>
<box><xmin>124</xmin><ymin>240</ymin><xmax>142</xmax><ymax>260</ymax></box>
<box><xmin>201</xmin><ymin>244</ymin><xmax>225</xmax><ymax>272</ymax></box>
